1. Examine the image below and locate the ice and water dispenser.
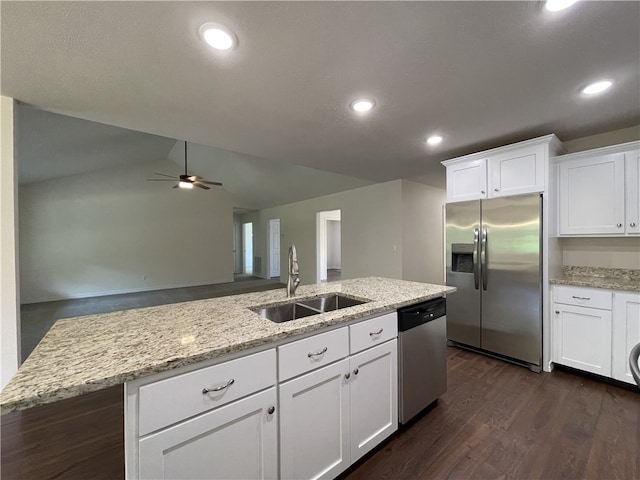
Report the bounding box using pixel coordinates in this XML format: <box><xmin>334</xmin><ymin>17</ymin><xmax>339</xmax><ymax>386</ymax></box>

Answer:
<box><xmin>451</xmin><ymin>243</ymin><xmax>474</xmax><ymax>273</ymax></box>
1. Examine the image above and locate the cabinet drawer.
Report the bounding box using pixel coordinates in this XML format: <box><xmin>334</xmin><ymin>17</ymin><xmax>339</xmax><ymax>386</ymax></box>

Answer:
<box><xmin>554</xmin><ymin>286</ymin><xmax>612</xmax><ymax>310</ymax></box>
<box><xmin>138</xmin><ymin>349</ymin><xmax>276</xmax><ymax>436</ymax></box>
<box><xmin>278</xmin><ymin>327</ymin><xmax>348</xmax><ymax>381</ymax></box>
<box><xmin>349</xmin><ymin>312</ymin><xmax>397</xmax><ymax>354</ymax></box>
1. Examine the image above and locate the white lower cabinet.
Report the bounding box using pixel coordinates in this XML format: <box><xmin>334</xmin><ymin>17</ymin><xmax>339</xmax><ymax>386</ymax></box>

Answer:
<box><xmin>279</xmin><ymin>340</ymin><xmax>398</xmax><ymax>480</ymax></box>
<box><xmin>279</xmin><ymin>359</ymin><xmax>350</xmax><ymax>480</ymax></box>
<box><xmin>552</xmin><ymin>286</ymin><xmax>640</xmax><ymax>385</ymax></box>
<box><xmin>139</xmin><ymin>388</ymin><xmax>278</xmax><ymax>480</ymax></box>
<box><xmin>612</xmin><ymin>292</ymin><xmax>640</xmax><ymax>384</ymax></box>
<box><xmin>552</xmin><ymin>302</ymin><xmax>612</xmax><ymax>376</ymax></box>
<box><xmin>349</xmin><ymin>340</ymin><xmax>397</xmax><ymax>463</ymax></box>
<box><xmin>128</xmin><ymin>312</ymin><xmax>398</xmax><ymax>480</ymax></box>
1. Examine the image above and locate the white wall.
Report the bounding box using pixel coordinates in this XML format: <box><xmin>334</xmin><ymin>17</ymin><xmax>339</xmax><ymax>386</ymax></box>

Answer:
<box><xmin>19</xmin><ymin>159</ymin><xmax>235</xmax><ymax>303</ymax></box>
<box><xmin>1</xmin><ymin>96</ymin><xmax>20</xmax><ymax>388</ymax></box>
<box><xmin>561</xmin><ymin>237</ymin><xmax>640</xmax><ymax>269</ymax></box>
<box><xmin>401</xmin><ymin>180</ymin><xmax>446</xmax><ymax>284</ymax></box>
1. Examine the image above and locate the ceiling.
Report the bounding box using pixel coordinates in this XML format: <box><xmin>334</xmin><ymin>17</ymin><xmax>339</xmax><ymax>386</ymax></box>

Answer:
<box><xmin>2</xmin><ymin>1</ymin><xmax>639</xmax><ymax>193</ymax></box>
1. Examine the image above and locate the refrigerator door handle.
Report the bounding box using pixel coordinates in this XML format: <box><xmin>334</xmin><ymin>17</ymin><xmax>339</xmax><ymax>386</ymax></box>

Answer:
<box><xmin>481</xmin><ymin>227</ymin><xmax>488</xmax><ymax>290</ymax></box>
<box><xmin>473</xmin><ymin>228</ymin><xmax>480</xmax><ymax>290</ymax></box>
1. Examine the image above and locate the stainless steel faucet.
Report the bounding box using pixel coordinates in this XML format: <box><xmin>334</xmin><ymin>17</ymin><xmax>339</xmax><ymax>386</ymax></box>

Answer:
<box><xmin>287</xmin><ymin>244</ymin><xmax>300</xmax><ymax>297</ymax></box>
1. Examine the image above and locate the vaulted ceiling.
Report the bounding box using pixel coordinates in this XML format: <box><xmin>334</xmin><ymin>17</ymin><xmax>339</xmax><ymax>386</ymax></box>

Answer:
<box><xmin>3</xmin><ymin>1</ymin><xmax>639</xmax><ymax>198</ymax></box>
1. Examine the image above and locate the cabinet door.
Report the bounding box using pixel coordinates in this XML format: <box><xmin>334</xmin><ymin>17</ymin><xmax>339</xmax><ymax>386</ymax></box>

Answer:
<box><xmin>612</xmin><ymin>292</ymin><xmax>640</xmax><ymax>384</ymax></box>
<box><xmin>559</xmin><ymin>154</ymin><xmax>625</xmax><ymax>235</ymax></box>
<box><xmin>139</xmin><ymin>388</ymin><xmax>277</xmax><ymax>480</ymax></box>
<box><xmin>349</xmin><ymin>340</ymin><xmax>397</xmax><ymax>463</ymax></box>
<box><xmin>552</xmin><ymin>303</ymin><xmax>612</xmax><ymax>376</ymax></box>
<box><xmin>625</xmin><ymin>153</ymin><xmax>640</xmax><ymax>234</ymax></box>
<box><xmin>279</xmin><ymin>359</ymin><xmax>350</xmax><ymax>480</ymax></box>
<box><xmin>488</xmin><ymin>144</ymin><xmax>545</xmax><ymax>197</ymax></box>
<box><xmin>445</xmin><ymin>159</ymin><xmax>487</xmax><ymax>203</ymax></box>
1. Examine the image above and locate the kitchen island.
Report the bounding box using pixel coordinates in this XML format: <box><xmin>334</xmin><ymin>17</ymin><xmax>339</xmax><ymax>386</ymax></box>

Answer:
<box><xmin>1</xmin><ymin>277</ymin><xmax>454</xmax><ymax>480</ymax></box>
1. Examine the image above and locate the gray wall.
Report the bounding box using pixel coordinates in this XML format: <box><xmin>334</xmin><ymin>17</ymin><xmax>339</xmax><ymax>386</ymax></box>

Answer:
<box><xmin>19</xmin><ymin>159</ymin><xmax>235</xmax><ymax>302</ymax></box>
<box><xmin>327</xmin><ymin>220</ymin><xmax>341</xmax><ymax>269</ymax></box>
<box><xmin>243</xmin><ymin>180</ymin><xmax>447</xmax><ymax>286</ymax></box>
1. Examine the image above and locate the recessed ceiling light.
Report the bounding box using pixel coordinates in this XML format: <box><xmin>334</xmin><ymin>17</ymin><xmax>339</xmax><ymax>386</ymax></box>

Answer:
<box><xmin>350</xmin><ymin>99</ymin><xmax>375</xmax><ymax>113</ymax></box>
<box><xmin>545</xmin><ymin>0</ymin><xmax>579</xmax><ymax>12</ymax></box>
<box><xmin>200</xmin><ymin>23</ymin><xmax>237</xmax><ymax>50</ymax></box>
<box><xmin>581</xmin><ymin>80</ymin><xmax>613</xmax><ymax>96</ymax></box>
<box><xmin>426</xmin><ymin>135</ymin><xmax>444</xmax><ymax>146</ymax></box>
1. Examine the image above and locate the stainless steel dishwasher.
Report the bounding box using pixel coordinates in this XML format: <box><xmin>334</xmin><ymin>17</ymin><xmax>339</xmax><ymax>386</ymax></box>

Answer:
<box><xmin>398</xmin><ymin>297</ymin><xmax>447</xmax><ymax>424</ymax></box>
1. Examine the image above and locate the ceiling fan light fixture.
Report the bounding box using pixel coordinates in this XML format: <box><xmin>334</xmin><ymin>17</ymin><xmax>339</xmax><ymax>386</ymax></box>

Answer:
<box><xmin>200</xmin><ymin>23</ymin><xmax>237</xmax><ymax>50</ymax></box>
<box><xmin>179</xmin><ymin>180</ymin><xmax>194</xmax><ymax>189</ymax></box>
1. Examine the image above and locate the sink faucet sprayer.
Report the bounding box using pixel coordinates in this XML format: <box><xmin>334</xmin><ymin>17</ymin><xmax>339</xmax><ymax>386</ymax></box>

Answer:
<box><xmin>287</xmin><ymin>244</ymin><xmax>300</xmax><ymax>297</ymax></box>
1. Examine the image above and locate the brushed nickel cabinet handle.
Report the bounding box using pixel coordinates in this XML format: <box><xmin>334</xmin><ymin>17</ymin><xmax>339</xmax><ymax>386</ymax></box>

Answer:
<box><xmin>571</xmin><ymin>295</ymin><xmax>590</xmax><ymax>301</ymax></box>
<box><xmin>369</xmin><ymin>328</ymin><xmax>383</xmax><ymax>336</ymax></box>
<box><xmin>494</xmin><ymin>188</ymin><xmax>499</xmax><ymax>192</ymax></box>
<box><xmin>353</xmin><ymin>368</ymin><xmax>359</xmax><ymax>375</ymax></box>
<box><xmin>617</xmin><ymin>223</ymin><xmax>623</xmax><ymax>228</ymax></box>
<box><xmin>202</xmin><ymin>378</ymin><xmax>235</xmax><ymax>394</ymax></box>
<box><xmin>308</xmin><ymin>346</ymin><xmax>328</xmax><ymax>358</ymax></box>
<box><xmin>631</xmin><ymin>222</ymin><xmax>637</xmax><ymax>227</ymax></box>
<box><xmin>267</xmin><ymin>406</ymin><xmax>275</xmax><ymax>415</ymax></box>
<box><xmin>345</xmin><ymin>372</ymin><xmax>351</xmax><ymax>379</ymax></box>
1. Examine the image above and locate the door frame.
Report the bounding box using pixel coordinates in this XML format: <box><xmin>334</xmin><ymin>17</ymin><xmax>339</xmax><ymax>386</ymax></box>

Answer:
<box><xmin>268</xmin><ymin>218</ymin><xmax>281</xmax><ymax>279</ymax></box>
<box><xmin>316</xmin><ymin>210</ymin><xmax>341</xmax><ymax>283</ymax></box>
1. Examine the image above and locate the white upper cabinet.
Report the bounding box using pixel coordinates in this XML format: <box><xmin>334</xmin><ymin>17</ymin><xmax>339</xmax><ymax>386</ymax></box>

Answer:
<box><xmin>445</xmin><ymin>158</ymin><xmax>487</xmax><ymax>202</ymax></box>
<box><xmin>625</xmin><ymin>153</ymin><xmax>640</xmax><ymax>234</ymax></box>
<box><xmin>487</xmin><ymin>144</ymin><xmax>546</xmax><ymax>197</ymax></box>
<box><xmin>556</xmin><ymin>141</ymin><xmax>640</xmax><ymax>236</ymax></box>
<box><xmin>442</xmin><ymin>134</ymin><xmax>563</xmax><ymax>203</ymax></box>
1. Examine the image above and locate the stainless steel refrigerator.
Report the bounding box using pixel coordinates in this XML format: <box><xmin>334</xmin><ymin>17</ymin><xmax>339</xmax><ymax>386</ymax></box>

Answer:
<box><xmin>445</xmin><ymin>193</ymin><xmax>542</xmax><ymax>371</ymax></box>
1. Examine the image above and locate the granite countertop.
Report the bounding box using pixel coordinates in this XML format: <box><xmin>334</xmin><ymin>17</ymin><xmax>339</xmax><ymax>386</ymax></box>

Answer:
<box><xmin>550</xmin><ymin>266</ymin><xmax>640</xmax><ymax>293</ymax></box>
<box><xmin>1</xmin><ymin>277</ymin><xmax>455</xmax><ymax>414</ymax></box>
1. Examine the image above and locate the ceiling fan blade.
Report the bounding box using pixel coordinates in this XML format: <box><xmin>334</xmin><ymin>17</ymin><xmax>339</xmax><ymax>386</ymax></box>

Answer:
<box><xmin>198</xmin><ymin>180</ymin><xmax>223</xmax><ymax>186</ymax></box>
<box><xmin>147</xmin><ymin>178</ymin><xmax>177</xmax><ymax>181</ymax></box>
<box><xmin>193</xmin><ymin>182</ymin><xmax>210</xmax><ymax>190</ymax></box>
<box><xmin>153</xmin><ymin>172</ymin><xmax>177</xmax><ymax>179</ymax></box>
<box><xmin>172</xmin><ymin>184</ymin><xmax>180</xmax><ymax>189</ymax></box>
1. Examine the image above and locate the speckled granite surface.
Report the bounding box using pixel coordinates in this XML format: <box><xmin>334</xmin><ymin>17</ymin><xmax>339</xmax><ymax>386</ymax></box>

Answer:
<box><xmin>550</xmin><ymin>266</ymin><xmax>640</xmax><ymax>292</ymax></box>
<box><xmin>1</xmin><ymin>277</ymin><xmax>455</xmax><ymax>414</ymax></box>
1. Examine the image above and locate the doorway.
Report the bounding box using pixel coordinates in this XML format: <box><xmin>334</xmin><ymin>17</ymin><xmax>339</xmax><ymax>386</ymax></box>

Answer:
<box><xmin>268</xmin><ymin>219</ymin><xmax>281</xmax><ymax>279</ymax></box>
<box><xmin>316</xmin><ymin>210</ymin><xmax>342</xmax><ymax>283</ymax></box>
<box><xmin>242</xmin><ymin>222</ymin><xmax>253</xmax><ymax>275</ymax></box>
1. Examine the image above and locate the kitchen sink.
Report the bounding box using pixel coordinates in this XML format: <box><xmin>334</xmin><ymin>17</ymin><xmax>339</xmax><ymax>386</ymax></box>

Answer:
<box><xmin>296</xmin><ymin>293</ymin><xmax>368</xmax><ymax>312</ymax></box>
<box><xmin>251</xmin><ymin>293</ymin><xmax>370</xmax><ymax>323</ymax></box>
<box><xmin>252</xmin><ymin>303</ymin><xmax>319</xmax><ymax>323</ymax></box>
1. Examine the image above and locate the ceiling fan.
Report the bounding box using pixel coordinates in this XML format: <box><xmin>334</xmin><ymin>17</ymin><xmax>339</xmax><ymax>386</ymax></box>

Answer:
<box><xmin>147</xmin><ymin>141</ymin><xmax>222</xmax><ymax>190</ymax></box>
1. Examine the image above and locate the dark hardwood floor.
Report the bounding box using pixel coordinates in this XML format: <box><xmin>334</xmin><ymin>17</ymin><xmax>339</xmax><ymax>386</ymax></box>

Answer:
<box><xmin>343</xmin><ymin>347</ymin><xmax>640</xmax><ymax>480</ymax></box>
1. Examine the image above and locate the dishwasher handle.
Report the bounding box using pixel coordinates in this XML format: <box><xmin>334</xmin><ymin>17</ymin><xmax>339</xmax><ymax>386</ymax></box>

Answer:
<box><xmin>398</xmin><ymin>298</ymin><xmax>446</xmax><ymax>332</ymax></box>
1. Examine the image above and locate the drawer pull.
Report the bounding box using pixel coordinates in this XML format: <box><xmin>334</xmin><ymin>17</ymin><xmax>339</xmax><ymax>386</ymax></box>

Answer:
<box><xmin>307</xmin><ymin>346</ymin><xmax>328</xmax><ymax>358</ymax></box>
<box><xmin>369</xmin><ymin>328</ymin><xmax>384</xmax><ymax>336</ymax></box>
<box><xmin>267</xmin><ymin>406</ymin><xmax>275</xmax><ymax>415</ymax></box>
<box><xmin>353</xmin><ymin>368</ymin><xmax>359</xmax><ymax>375</ymax></box>
<box><xmin>202</xmin><ymin>378</ymin><xmax>235</xmax><ymax>394</ymax></box>
<box><xmin>571</xmin><ymin>295</ymin><xmax>591</xmax><ymax>301</ymax></box>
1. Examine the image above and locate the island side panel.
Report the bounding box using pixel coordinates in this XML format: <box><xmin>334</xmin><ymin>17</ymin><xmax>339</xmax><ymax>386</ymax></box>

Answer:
<box><xmin>1</xmin><ymin>385</ymin><xmax>124</xmax><ymax>480</ymax></box>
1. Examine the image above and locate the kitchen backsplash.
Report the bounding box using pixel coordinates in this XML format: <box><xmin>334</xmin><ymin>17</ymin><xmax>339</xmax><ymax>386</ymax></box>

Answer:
<box><xmin>561</xmin><ymin>237</ymin><xmax>640</xmax><ymax>270</ymax></box>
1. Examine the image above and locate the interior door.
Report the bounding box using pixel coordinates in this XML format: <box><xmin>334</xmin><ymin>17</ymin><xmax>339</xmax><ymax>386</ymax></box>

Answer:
<box><xmin>269</xmin><ymin>219</ymin><xmax>280</xmax><ymax>278</ymax></box>
<box><xmin>445</xmin><ymin>200</ymin><xmax>481</xmax><ymax>348</ymax></box>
